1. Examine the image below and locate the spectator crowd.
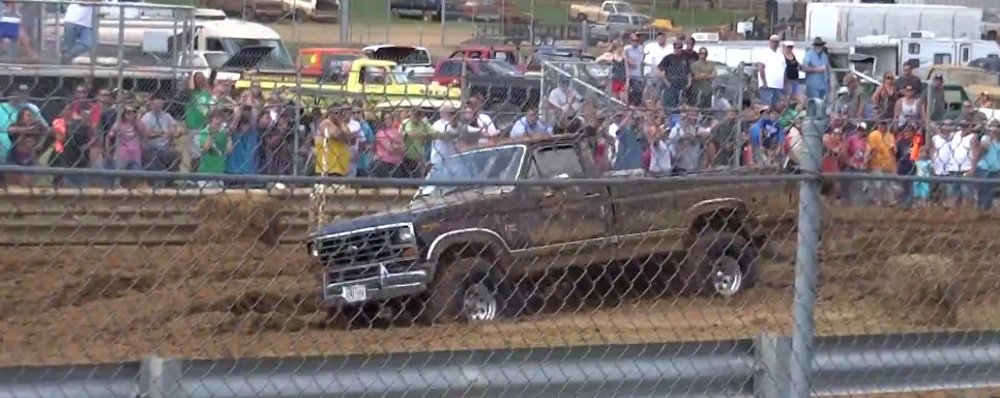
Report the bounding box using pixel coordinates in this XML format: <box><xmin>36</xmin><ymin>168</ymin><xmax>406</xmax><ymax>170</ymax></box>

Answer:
<box><xmin>0</xmin><ymin>27</ymin><xmax>998</xmax><ymax>211</ymax></box>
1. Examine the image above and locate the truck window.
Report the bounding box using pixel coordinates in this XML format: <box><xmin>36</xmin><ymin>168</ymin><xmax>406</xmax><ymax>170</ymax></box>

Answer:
<box><xmin>439</xmin><ymin>61</ymin><xmax>463</xmax><ymax>76</ymax></box>
<box><xmin>206</xmin><ymin>38</ymin><xmax>224</xmax><ymax>52</ymax></box>
<box><xmin>607</xmin><ymin>15</ymin><xmax>628</xmax><ymax>24</ymax></box>
<box><xmin>467</xmin><ymin>51</ymin><xmax>484</xmax><ymax>59</ymax></box>
<box><xmin>360</xmin><ymin>66</ymin><xmax>389</xmax><ymax>85</ymax></box>
<box><xmin>529</xmin><ymin>145</ymin><xmax>584</xmax><ymax>179</ymax></box>
<box><xmin>601</xmin><ymin>3</ymin><xmax>613</xmax><ymax>12</ymax></box>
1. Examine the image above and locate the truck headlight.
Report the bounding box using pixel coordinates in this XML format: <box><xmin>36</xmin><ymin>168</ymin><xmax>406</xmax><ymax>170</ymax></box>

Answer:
<box><xmin>308</xmin><ymin>241</ymin><xmax>319</xmax><ymax>257</ymax></box>
<box><xmin>394</xmin><ymin>226</ymin><xmax>414</xmax><ymax>243</ymax></box>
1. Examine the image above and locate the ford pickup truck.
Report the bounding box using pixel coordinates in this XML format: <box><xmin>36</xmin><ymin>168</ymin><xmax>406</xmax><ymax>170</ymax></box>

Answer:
<box><xmin>570</xmin><ymin>0</ymin><xmax>642</xmax><ymax>23</ymax></box>
<box><xmin>306</xmin><ymin>135</ymin><xmax>787</xmax><ymax>326</ymax></box>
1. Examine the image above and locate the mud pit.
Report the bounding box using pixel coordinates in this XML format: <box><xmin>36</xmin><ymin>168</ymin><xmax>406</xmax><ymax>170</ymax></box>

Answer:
<box><xmin>1</xmin><ymin>207</ymin><xmax>999</xmax><ymax>366</ymax></box>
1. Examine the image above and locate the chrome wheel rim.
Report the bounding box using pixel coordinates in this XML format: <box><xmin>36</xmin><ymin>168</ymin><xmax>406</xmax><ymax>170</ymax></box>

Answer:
<box><xmin>712</xmin><ymin>258</ymin><xmax>743</xmax><ymax>297</ymax></box>
<box><xmin>463</xmin><ymin>282</ymin><xmax>498</xmax><ymax>322</ymax></box>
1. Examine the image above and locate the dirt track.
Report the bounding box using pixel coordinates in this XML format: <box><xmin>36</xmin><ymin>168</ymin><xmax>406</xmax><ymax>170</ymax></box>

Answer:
<box><xmin>1</xmin><ymin>207</ymin><xmax>999</xmax><ymax>367</ymax></box>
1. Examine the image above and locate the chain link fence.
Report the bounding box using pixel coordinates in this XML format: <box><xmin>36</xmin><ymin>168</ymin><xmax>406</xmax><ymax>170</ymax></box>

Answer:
<box><xmin>3</xmin><ymin>0</ymin><xmax>1000</xmax><ymax>396</ymax></box>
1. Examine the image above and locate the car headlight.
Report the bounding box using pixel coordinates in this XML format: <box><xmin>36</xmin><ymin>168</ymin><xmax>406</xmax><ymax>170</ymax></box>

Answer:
<box><xmin>394</xmin><ymin>225</ymin><xmax>414</xmax><ymax>243</ymax></box>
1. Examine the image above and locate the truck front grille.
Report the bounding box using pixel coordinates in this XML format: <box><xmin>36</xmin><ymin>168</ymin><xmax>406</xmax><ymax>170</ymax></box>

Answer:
<box><xmin>313</xmin><ymin>225</ymin><xmax>415</xmax><ymax>268</ymax></box>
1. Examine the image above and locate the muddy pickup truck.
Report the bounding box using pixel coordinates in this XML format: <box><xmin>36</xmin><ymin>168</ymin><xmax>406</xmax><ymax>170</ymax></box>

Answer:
<box><xmin>307</xmin><ymin>135</ymin><xmax>785</xmax><ymax>325</ymax></box>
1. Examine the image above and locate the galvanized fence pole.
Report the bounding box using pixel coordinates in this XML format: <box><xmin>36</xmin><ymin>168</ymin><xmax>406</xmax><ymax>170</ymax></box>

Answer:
<box><xmin>789</xmin><ymin>101</ymin><xmax>826</xmax><ymax>398</ymax></box>
<box><xmin>340</xmin><ymin>0</ymin><xmax>349</xmax><ymax>43</ymax></box>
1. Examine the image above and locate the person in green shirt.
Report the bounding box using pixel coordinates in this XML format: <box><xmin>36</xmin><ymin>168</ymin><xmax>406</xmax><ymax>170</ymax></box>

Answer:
<box><xmin>197</xmin><ymin>110</ymin><xmax>232</xmax><ymax>180</ymax></box>
<box><xmin>184</xmin><ymin>73</ymin><xmax>215</xmax><ymax>172</ymax></box>
<box><xmin>400</xmin><ymin>108</ymin><xmax>435</xmax><ymax>177</ymax></box>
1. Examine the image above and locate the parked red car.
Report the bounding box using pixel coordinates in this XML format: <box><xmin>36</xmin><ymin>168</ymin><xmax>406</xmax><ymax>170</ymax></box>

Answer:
<box><xmin>448</xmin><ymin>45</ymin><xmax>524</xmax><ymax>72</ymax></box>
<box><xmin>431</xmin><ymin>58</ymin><xmax>523</xmax><ymax>86</ymax></box>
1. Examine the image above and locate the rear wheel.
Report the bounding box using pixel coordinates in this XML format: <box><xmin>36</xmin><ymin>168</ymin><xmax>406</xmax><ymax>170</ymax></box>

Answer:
<box><xmin>678</xmin><ymin>232</ymin><xmax>758</xmax><ymax>296</ymax></box>
<box><xmin>576</xmin><ymin>13</ymin><xmax>588</xmax><ymax>22</ymax></box>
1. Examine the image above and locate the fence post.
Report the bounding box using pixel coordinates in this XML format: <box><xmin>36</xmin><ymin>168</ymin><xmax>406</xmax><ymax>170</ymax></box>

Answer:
<box><xmin>339</xmin><ymin>0</ymin><xmax>350</xmax><ymax>43</ymax></box>
<box><xmin>140</xmin><ymin>357</ymin><xmax>182</xmax><ymax>398</ymax></box>
<box><xmin>754</xmin><ymin>333</ymin><xmax>791</xmax><ymax>398</ymax></box>
<box><xmin>789</xmin><ymin>105</ymin><xmax>825</xmax><ymax>398</ymax></box>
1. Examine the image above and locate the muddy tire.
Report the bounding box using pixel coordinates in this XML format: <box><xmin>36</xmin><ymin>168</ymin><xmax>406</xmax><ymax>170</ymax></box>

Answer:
<box><xmin>416</xmin><ymin>256</ymin><xmax>523</xmax><ymax>325</ymax></box>
<box><xmin>678</xmin><ymin>232</ymin><xmax>758</xmax><ymax>296</ymax></box>
<box><xmin>576</xmin><ymin>13</ymin><xmax>588</xmax><ymax>22</ymax></box>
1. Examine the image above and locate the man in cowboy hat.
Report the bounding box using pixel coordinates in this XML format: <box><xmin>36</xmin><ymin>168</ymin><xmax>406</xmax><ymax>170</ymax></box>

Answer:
<box><xmin>802</xmin><ymin>36</ymin><xmax>831</xmax><ymax>104</ymax></box>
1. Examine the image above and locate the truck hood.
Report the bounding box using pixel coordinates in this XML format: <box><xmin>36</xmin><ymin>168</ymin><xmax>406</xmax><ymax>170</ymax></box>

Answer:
<box><xmin>308</xmin><ymin>187</ymin><xmax>509</xmax><ymax>239</ymax></box>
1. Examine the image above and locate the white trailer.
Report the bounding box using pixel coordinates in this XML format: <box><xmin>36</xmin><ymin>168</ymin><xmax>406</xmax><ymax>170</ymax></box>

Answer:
<box><xmin>805</xmin><ymin>2</ymin><xmax>983</xmax><ymax>42</ymax></box>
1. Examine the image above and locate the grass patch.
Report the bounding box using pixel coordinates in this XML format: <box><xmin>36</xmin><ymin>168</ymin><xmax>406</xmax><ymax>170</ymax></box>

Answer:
<box><xmin>150</xmin><ymin>0</ymin><xmax>750</xmax><ymax>27</ymax></box>
<box><xmin>507</xmin><ymin>0</ymin><xmax>751</xmax><ymax>27</ymax></box>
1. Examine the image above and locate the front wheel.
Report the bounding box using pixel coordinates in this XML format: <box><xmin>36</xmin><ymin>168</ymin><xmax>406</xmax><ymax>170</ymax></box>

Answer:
<box><xmin>678</xmin><ymin>232</ymin><xmax>758</xmax><ymax>296</ymax></box>
<box><xmin>416</xmin><ymin>256</ymin><xmax>523</xmax><ymax>325</ymax></box>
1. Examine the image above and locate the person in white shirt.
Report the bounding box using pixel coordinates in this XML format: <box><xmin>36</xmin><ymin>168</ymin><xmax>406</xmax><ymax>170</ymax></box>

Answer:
<box><xmin>642</xmin><ymin>32</ymin><xmax>671</xmax><ymax>77</ymax></box>
<box><xmin>509</xmin><ymin>109</ymin><xmax>552</xmax><ymax>140</ymax></box>
<box><xmin>754</xmin><ymin>34</ymin><xmax>787</xmax><ymax>108</ymax></box>
<box><xmin>429</xmin><ymin>104</ymin><xmax>459</xmax><ymax>169</ymax></box>
<box><xmin>463</xmin><ymin>97</ymin><xmax>498</xmax><ymax>145</ymax></box>
<box><xmin>544</xmin><ymin>79</ymin><xmax>574</xmax><ymax>126</ymax></box>
<box><xmin>61</xmin><ymin>0</ymin><xmax>95</xmax><ymax>63</ymax></box>
<box><xmin>646</xmin><ymin>123</ymin><xmax>672</xmax><ymax>174</ymax></box>
<box><xmin>938</xmin><ymin>121</ymin><xmax>976</xmax><ymax>206</ymax></box>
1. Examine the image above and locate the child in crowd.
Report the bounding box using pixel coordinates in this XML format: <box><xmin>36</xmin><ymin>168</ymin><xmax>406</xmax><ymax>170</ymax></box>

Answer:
<box><xmin>913</xmin><ymin>147</ymin><xmax>933</xmax><ymax>207</ymax></box>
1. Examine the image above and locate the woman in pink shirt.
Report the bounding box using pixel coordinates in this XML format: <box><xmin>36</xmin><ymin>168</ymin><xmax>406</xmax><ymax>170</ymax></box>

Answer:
<box><xmin>842</xmin><ymin>123</ymin><xmax>871</xmax><ymax>206</ymax></box>
<box><xmin>107</xmin><ymin>105</ymin><xmax>147</xmax><ymax>187</ymax></box>
<box><xmin>372</xmin><ymin>112</ymin><xmax>405</xmax><ymax>177</ymax></box>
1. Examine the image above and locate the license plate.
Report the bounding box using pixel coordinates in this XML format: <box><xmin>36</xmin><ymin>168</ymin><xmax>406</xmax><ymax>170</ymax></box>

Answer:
<box><xmin>342</xmin><ymin>285</ymin><xmax>367</xmax><ymax>303</ymax></box>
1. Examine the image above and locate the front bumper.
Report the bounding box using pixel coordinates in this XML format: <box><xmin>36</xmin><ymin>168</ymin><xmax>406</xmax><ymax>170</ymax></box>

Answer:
<box><xmin>322</xmin><ymin>259</ymin><xmax>434</xmax><ymax>306</ymax></box>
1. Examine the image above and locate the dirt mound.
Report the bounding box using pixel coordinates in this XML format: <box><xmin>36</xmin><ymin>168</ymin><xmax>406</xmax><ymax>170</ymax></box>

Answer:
<box><xmin>192</xmin><ymin>193</ymin><xmax>286</xmax><ymax>246</ymax></box>
<box><xmin>879</xmin><ymin>254</ymin><xmax>961</xmax><ymax>327</ymax></box>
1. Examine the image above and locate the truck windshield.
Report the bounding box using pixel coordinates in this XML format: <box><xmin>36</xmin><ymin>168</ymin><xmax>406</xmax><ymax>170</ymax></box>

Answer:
<box><xmin>417</xmin><ymin>146</ymin><xmax>525</xmax><ymax>197</ymax></box>
<box><xmin>220</xmin><ymin>38</ymin><xmax>295</xmax><ymax>69</ymax></box>
<box><xmin>616</xmin><ymin>3</ymin><xmax>637</xmax><ymax>13</ymax></box>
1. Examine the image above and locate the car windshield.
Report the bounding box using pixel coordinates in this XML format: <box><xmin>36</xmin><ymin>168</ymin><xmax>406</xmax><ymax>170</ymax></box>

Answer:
<box><xmin>482</xmin><ymin>60</ymin><xmax>520</xmax><ymax>75</ymax></box>
<box><xmin>219</xmin><ymin>38</ymin><xmax>295</xmax><ymax>69</ymax></box>
<box><xmin>417</xmin><ymin>146</ymin><xmax>525</xmax><ymax>197</ymax></box>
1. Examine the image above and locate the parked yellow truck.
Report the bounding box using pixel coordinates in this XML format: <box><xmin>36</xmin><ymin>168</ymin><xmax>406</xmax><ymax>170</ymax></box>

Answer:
<box><xmin>236</xmin><ymin>59</ymin><xmax>461</xmax><ymax>109</ymax></box>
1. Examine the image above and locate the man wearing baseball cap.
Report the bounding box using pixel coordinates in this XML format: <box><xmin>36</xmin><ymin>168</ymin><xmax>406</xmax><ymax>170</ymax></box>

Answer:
<box><xmin>802</xmin><ymin>37</ymin><xmax>831</xmax><ymax>103</ymax></box>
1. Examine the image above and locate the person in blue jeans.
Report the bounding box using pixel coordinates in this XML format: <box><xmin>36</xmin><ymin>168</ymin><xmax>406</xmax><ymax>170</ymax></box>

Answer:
<box><xmin>974</xmin><ymin>121</ymin><xmax>1000</xmax><ymax>210</ymax></box>
<box><xmin>60</xmin><ymin>1</ymin><xmax>95</xmax><ymax>63</ymax></box>
<box><xmin>802</xmin><ymin>37</ymin><xmax>831</xmax><ymax>106</ymax></box>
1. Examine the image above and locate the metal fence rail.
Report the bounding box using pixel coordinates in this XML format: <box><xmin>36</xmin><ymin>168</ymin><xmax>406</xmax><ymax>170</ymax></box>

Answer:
<box><xmin>4</xmin><ymin>332</ymin><xmax>999</xmax><ymax>398</ymax></box>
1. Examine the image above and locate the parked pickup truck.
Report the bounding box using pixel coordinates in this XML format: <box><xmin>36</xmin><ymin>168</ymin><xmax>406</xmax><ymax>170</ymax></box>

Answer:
<box><xmin>235</xmin><ymin>58</ymin><xmax>460</xmax><ymax>109</ymax></box>
<box><xmin>588</xmin><ymin>12</ymin><xmax>653</xmax><ymax>45</ymax></box>
<box><xmin>307</xmin><ymin>135</ymin><xmax>785</xmax><ymax>325</ymax></box>
<box><xmin>570</xmin><ymin>0</ymin><xmax>642</xmax><ymax>23</ymax></box>
<box><xmin>390</xmin><ymin>0</ymin><xmax>461</xmax><ymax>21</ymax></box>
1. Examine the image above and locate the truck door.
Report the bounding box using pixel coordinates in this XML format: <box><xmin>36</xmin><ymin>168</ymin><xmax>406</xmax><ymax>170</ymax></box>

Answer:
<box><xmin>515</xmin><ymin>144</ymin><xmax>611</xmax><ymax>267</ymax></box>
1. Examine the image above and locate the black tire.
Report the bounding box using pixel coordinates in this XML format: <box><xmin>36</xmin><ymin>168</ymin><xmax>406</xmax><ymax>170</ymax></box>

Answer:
<box><xmin>678</xmin><ymin>232</ymin><xmax>758</xmax><ymax>296</ymax></box>
<box><xmin>416</xmin><ymin>256</ymin><xmax>523</xmax><ymax>325</ymax></box>
<box><xmin>576</xmin><ymin>13</ymin><xmax>588</xmax><ymax>22</ymax></box>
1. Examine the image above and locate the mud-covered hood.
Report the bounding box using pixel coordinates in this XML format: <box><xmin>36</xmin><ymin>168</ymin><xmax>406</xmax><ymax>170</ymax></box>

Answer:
<box><xmin>308</xmin><ymin>187</ymin><xmax>510</xmax><ymax>239</ymax></box>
